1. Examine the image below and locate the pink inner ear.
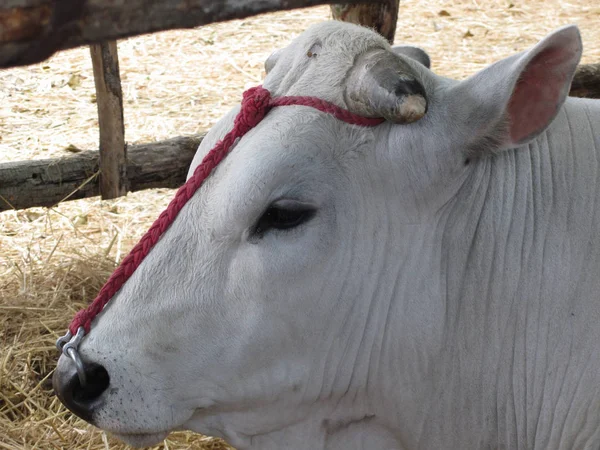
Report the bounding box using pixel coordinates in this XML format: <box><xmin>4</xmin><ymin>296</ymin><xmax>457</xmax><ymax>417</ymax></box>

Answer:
<box><xmin>507</xmin><ymin>46</ymin><xmax>573</xmax><ymax>144</ymax></box>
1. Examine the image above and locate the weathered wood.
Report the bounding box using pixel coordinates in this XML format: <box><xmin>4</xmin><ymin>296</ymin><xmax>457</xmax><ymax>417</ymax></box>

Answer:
<box><xmin>330</xmin><ymin>0</ymin><xmax>400</xmax><ymax>43</ymax></box>
<box><xmin>0</xmin><ymin>0</ymin><xmax>385</xmax><ymax>68</ymax></box>
<box><xmin>90</xmin><ymin>41</ymin><xmax>127</xmax><ymax>200</ymax></box>
<box><xmin>0</xmin><ymin>135</ymin><xmax>204</xmax><ymax>211</ymax></box>
<box><xmin>571</xmin><ymin>63</ymin><xmax>600</xmax><ymax>99</ymax></box>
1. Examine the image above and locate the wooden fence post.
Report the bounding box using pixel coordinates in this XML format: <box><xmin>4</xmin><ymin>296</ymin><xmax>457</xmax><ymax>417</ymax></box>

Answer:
<box><xmin>90</xmin><ymin>41</ymin><xmax>127</xmax><ymax>199</ymax></box>
<box><xmin>330</xmin><ymin>0</ymin><xmax>400</xmax><ymax>43</ymax></box>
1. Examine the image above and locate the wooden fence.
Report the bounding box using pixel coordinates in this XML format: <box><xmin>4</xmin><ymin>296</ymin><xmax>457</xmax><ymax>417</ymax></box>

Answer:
<box><xmin>0</xmin><ymin>0</ymin><xmax>598</xmax><ymax>211</ymax></box>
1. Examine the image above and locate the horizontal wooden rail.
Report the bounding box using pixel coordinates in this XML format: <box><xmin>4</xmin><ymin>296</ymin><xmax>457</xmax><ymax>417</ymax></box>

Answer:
<box><xmin>0</xmin><ymin>135</ymin><xmax>204</xmax><ymax>211</ymax></box>
<box><xmin>571</xmin><ymin>63</ymin><xmax>600</xmax><ymax>99</ymax></box>
<box><xmin>0</xmin><ymin>0</ymin><xmax>385</xmax><ymax>68</ymax></box>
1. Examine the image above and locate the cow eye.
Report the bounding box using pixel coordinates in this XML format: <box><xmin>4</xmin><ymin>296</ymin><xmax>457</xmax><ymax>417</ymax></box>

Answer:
<box><xmin>253</xmin><ymin>201</ymin><xmax>316</xmax><ymax>236</ymax></box>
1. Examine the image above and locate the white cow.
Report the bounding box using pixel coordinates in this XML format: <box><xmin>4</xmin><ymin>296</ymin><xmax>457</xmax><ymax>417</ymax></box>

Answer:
<box><xmin>54</xmin><ymin>21</ymin><xmax>600</xmax><ymax>450</ymax></box>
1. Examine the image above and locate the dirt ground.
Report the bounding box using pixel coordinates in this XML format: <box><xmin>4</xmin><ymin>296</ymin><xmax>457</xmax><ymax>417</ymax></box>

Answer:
<box><xmin>0</xmin><ymin>1</ymin><xmax>598</xmax><ymax>449</ymax></box>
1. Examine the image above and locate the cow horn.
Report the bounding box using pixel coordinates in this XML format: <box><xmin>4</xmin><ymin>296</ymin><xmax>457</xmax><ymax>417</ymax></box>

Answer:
<box><xmin>344</xmin><ymin>48</ymin><xmax>428</xmax><ymax>124</ymax></box>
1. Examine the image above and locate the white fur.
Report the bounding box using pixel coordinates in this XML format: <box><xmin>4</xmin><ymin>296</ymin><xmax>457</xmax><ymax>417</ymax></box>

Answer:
<box><xmin>55</xmin><ymin>22</ymin><xmax>600</xmax><ymax>449</ymax></box>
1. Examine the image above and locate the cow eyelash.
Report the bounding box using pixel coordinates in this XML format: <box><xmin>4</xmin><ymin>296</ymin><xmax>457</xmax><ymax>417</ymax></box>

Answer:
<box><xmin>253</xmin><ymin>202</ymin><xmax>316</xmax><ymax>237</ymax></box>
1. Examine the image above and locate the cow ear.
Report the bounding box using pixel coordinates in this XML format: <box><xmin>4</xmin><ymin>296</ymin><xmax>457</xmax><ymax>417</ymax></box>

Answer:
<box><xmin>265</xmin><ymin>49</ymin><xmax>282</xmax><ymax>74</ymax></box>
<box><xmin>449</xmin><ymin>25</ymin><xmax>582</xmax><ymax>153</ymax></box>
<box><xmin>392</xmin><ymin>45</ymin><xmax>431</xmax><ymax>69</ymax></box>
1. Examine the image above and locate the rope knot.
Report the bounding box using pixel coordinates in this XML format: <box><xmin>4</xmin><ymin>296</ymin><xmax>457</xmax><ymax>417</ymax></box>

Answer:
<box><xmin>234</xmin><ymin>85</ymin><xmax>272</xmax><ymax>131</ymax></box>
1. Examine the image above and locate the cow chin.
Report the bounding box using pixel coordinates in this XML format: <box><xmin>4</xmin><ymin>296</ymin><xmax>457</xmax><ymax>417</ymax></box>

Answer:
<box><xmin>111</xmin><ymin>431</ymin><xmax>170</xmax><ymax>448</ymax></box>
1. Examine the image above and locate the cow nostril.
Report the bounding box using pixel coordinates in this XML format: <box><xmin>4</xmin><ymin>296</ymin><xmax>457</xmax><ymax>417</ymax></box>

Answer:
<box><xmin>54</xmin><ymin>360</ymin><xmax>110</xmax><ymax>422</ymax></box>
<box><xmin>73</xmin><ymin>363</ymin><xmax>110</xmax><ymax>403</ymax></box>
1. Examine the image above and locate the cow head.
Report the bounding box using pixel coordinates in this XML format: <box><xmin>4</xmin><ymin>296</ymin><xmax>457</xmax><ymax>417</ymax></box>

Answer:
<box><xmin>53</xmin><ymin>21</ymin><xmax>582</xmax><ymax>449</ymax></box>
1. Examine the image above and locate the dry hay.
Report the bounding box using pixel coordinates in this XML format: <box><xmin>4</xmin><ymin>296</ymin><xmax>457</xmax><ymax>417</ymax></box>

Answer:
<box><xmin>1</xmin><ymin>1</ymin><xmax>599</xmax><ymax>449</ymax></box>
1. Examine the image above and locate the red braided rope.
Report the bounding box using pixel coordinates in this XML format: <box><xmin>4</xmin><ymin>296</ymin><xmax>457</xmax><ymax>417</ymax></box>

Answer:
<box><xmin>270</xmin><ymin>96</ymin><xmax>384</xmax><ymax>127</ymax></box>
<box><xmin>68</xmin><ymin>85</ymin><xmax>384</xmax><ymax>335</ymax></box>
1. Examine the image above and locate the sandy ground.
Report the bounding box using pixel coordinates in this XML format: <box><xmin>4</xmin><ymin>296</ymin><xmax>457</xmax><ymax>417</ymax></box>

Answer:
<box><xmin>0</xmin><ymin>1</ymin><xmax>598</xmax><ymax>449</ymax></box>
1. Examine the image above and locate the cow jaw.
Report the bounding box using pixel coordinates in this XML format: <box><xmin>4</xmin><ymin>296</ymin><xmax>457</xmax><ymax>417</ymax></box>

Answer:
<box><xmin>182</xmin><ymin>396</ymin><xmax>402</xmax><ymax>450</ymax></box>
<box><xmin>111</xmin><ymin>431</ymin><xmax>169</xmax><ymax>448</ymax></box>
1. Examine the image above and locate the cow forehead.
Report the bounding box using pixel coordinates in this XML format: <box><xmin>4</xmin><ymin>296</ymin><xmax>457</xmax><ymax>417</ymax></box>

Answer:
<box><xmin>190</xmin><ymin>108</ymin><xmax>375</xmax><ymax>229</ymax></box>
<box><xmin>293</xmin><ymin>21</ymin><xmax>388</xmax><ymax>54</ymax></box>
<box><xmin>264</xmin><ymin>21</ymin><xmax>390</xmax><ymax>100</ymax></box>
<box><xmin>217</xmin><ymin>107</ymin><xmax>372</xmax><ymax>185</ymax></box>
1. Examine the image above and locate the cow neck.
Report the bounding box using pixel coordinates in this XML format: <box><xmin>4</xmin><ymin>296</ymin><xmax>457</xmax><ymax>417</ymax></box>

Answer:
<box><xmin>58</xmin><ymin>85</ymin><xmax>385</xmax><ymax>344</ymax></box>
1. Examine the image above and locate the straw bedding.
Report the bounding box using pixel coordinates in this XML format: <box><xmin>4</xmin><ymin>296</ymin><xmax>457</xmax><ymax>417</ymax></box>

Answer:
<box><xmin>1</xmin><ymin>1</ymin><xmax>598</xmax><ymax>448</ymax></box>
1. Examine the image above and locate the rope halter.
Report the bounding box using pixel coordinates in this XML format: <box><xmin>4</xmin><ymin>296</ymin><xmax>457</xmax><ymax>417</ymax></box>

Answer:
<box><xmin>56</xmin><ymin>85</ymin><xmax>385</xmax><ymax>385</ymax></box>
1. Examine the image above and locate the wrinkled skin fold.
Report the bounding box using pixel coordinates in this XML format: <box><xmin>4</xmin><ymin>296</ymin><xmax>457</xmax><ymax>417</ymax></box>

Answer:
<box><xmin>53</xmin><ymin>21</ymin><xmax>600</xmax><ymax>450</ymax></box>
